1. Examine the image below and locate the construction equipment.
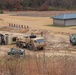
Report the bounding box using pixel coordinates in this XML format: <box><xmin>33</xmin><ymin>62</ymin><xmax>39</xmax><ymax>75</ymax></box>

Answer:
<box><xmin>69</xmin><ymin>34</ymin><xmax>76</xmax><ymax>45</ymax></box>
<box><xmin>16</xmin><ymin>35</ymin><xmax>46</xmax><ymax>50</ymax></box>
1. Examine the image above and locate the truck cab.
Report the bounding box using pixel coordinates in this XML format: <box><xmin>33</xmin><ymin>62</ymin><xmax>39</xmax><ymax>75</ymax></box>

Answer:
<box><xmin>27</xmin><ymin>37</ymin><xmax>46</xmax><ymax>50</ymax></box>
<box><xmin>16</xmin><ymin>35</ymin><xmax>46</xmax><ymax>50</ymax></box>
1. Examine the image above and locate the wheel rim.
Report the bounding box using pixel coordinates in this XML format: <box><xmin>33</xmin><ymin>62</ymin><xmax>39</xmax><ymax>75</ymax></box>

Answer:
<box><xmin>27</xmin><ymin>44</ymin><xmax>35</xmax><ymax>50</ymax></box>
<box><xmin>72</xmin><ymin>39</ymin><xmax>76</xmax><ymax>43</ymax></box>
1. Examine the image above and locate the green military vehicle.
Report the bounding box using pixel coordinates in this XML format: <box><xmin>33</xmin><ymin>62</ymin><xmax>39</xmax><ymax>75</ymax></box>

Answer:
<box><xmin>69</xmin><ymin>34</ymin><xmax>76</xmax><ymax>45</ymax></box>
<box><xmin>8</xmin><ymin>48</ymin><xmax>25</xmax><ymax>55</ymax></box>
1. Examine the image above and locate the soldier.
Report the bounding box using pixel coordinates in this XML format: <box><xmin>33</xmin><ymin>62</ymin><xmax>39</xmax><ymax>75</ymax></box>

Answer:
<box><xmin>14</xmin><ymin>24</ymin><xmax>15</xmax><ymax>27</ymax></box>
<box><xmin>41</xmin><ymin>31</ymin><xmax>43</xmax><ymax>36</ymax></box>
<box><xmin>9</xmin><ymin>23</ymin><xmax>10</xmax><ymax>27</ymax></box>
<box><xmin>0</xmin><ymin>35</ymin><xmax>1</xmax><ymax>45</ymax></box>
<box><xmin>27</xmin><ymin>25</ymin><xmax>29</xmax><ymax>28</ymax></box>
<box><xmin>24</xmin><ymin>25</ymin><xmax>26</xmax><ymax>28</ymax></box>
<box><xmin>1</xmin><ymin>35</ymin><xmax>5</xmax><ymax>45</ymax></box>
<box><xmin>19</xmin><ymin>25</ymin><xmax>20</xmax><ymax>28</ymax></box>
<box><xmin>21</xmin><ymin>25</ymin><xmax>23</xmax><ymax>28</ymax></box>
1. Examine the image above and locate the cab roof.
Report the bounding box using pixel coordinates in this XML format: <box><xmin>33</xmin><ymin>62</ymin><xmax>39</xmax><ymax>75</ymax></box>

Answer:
<box><xmin>33</xmin><ymin>37</ymin><xmax>44</xmax><ymax>40</ymax></box>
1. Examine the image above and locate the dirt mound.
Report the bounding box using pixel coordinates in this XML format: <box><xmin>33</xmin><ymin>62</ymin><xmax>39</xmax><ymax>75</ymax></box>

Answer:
<box><xmin>0</xmin><ymin>26</ymin><xmax>29</xmax><ymax>33</ymax></box>
<box><xmin>0</xmin><ymin>18</ymin><xmax>3</xmax><ymax>20</ymax></box>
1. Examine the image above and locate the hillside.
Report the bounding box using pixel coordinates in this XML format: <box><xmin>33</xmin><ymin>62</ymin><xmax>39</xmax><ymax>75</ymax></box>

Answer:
<box><xmin>0</xmin><ymin>0</ymin><xmax>76</xmax><ymax>11</ymax></box>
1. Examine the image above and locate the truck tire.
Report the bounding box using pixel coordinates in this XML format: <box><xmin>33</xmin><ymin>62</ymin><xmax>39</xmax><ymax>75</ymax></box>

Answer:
<box><xmin>8</xmin><ymin>53</ymin><xmax>10</xmax><ymax>55</ymax></box>
<box><xmin>31</xmin><ymin>45</ymin><xmax>36</xmax><ymax>50</ymax></box>
<box><xmin>20</xmin><ymin>53</ymin><xmax>23</xmax><ymax>55</ymax></box>
<box><xmin>16</xmin><ymin>42</ymin><xmax>19</xmax><ymax>47</ymax></box>
<box><xmin>70</xmin><ymin>38</ymin><xmax>76</xmax><ymax>45</ymax></box>
<box><xmin>19</xmin><ymin>44</ymin><xmax>23</xmax><ymax>48</ymax></box>
<box><xmin>27</xmin><ymin>44</ymin><xmax>35</xmax><ymax>50</ymax></box>
<box><xmin>72</xmin><ymin>38</ymin><xmax>76</xmax><ymax>43</ymax></box>
<box><xmin>17</xmin><ymin>43</ymin><xmax>23</xmax><ymax>48</ymax></box>
<box><xmin>70</xmin><ymin>40</ymin><xmax>76</xmax><ymax>45</ymax></box>
<box><xmin>70</xmin><ymin>40</ymin><xmax>72</xmax><ymax>43</ymax></box>
<box><xmin>27</xmin><ymin>44</ymin><xmax>30</xmax><ymax>50</ymax></box>
<box><xmin>12</xmin><ymin>53</ymin><xmax>14</xmax><ymax>55</ymax></box>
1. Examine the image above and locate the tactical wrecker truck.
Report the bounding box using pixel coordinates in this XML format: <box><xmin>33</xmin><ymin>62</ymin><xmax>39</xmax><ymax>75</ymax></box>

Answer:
<box><xmin>69</xmin><ymin>34</ymin><xmax>76</xmax><ymax>45</ymax></box>
<box><xmin>16</xmin><ymin>35</ymin><xmax>46</xmax><ymax>50</ymax></box>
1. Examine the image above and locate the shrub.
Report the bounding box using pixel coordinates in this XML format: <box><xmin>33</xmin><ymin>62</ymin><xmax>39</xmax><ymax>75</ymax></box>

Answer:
<box><xmin>38</xmin><ymin>5</ymin><xmax>49</xmax><ymax>11</ymax></box>
<box><xmin>48</xmin><ymin>6</ymin><xmax>67</xmax><ymax>11</ymax></box>
<box><xmin>0</xmin><ymin>10</ymin><xmax>4</xmax><ymax>14</ymax></box>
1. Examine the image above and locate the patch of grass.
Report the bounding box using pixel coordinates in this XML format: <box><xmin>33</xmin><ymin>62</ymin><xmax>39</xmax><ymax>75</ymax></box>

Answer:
<box><xmin>0</xmin><ymin>10</ymin><xmax>4</xmax><ymax>14</ymax></box>
<box><xmin>45</xmin><ymin>24</ymin><xmax>69</xmax><ymax>28</ymax></box>
<box><xmin>71</xmin><ymin>28</ymin><xmax>76</xmax><ymax>30</ymax></box>
<box><xmin>48</xmin><ymin>7</ymin><xmax>67</xmax><ymax>11</ymax></box>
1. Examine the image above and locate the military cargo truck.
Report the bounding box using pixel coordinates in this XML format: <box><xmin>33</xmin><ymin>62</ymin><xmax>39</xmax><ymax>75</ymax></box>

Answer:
<box><xmin>0</xmin><ymin>33</ymin><xmax>17</xmax><ymax>45</ymax></box>
<box><xmin>16</xmin><ymin>35</ymin><xmax>46</xmax><ymax>50</ymax></box>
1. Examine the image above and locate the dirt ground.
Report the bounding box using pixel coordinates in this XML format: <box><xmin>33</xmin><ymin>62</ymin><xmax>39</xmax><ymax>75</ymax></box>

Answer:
<box><xmin>0</xmin><ymin>11</ymin><xmax>76</xmax><ymax>75</ymax></box>
<box><xmin>1</xmin><ymin>11</ymin><xmax>76</xmax><ymax>34</ymax></box>
<box><xmin>0</xmin><ymin>11</ymin><xmax>76</xmax><ymax>55</ymax></box>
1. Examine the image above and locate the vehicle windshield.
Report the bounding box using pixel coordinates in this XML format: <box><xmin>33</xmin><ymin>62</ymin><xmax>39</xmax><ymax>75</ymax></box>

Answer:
<box><xmin>36</xmin><ymin>39</ymin><xmax>44</xmax><ymax>43</ymax></box>
<box><xmin>23</xmin><ymin>36</ymin><xmax>28</xmax><ymax>38</ymax></box>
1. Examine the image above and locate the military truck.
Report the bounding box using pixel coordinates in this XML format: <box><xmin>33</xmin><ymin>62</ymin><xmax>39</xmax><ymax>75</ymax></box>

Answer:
<box><xmin>69</xmin><ymin>34</ymin><xmax>76</xmax><ymax>45</ymax></box>
<box><xmin>0</xmin><ymin>33</ymin><xmax>17</xmax><ymax>45</ymax></box>
<box><xmin>5</xmin><ymin>34</ymin><xmax>17</xmax><ymax>45</ymax></box>
<box><xmin>16</xmin><ymin>35</ymin><xmax>46</xmax><ymax>50</ymax></box>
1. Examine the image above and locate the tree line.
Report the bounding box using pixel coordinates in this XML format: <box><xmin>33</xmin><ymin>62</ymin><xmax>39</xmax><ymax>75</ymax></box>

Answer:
<box><xmin>0</xmin><ymin>0</ymin><xmax>76</xmax><ymax>11</ymax></box>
